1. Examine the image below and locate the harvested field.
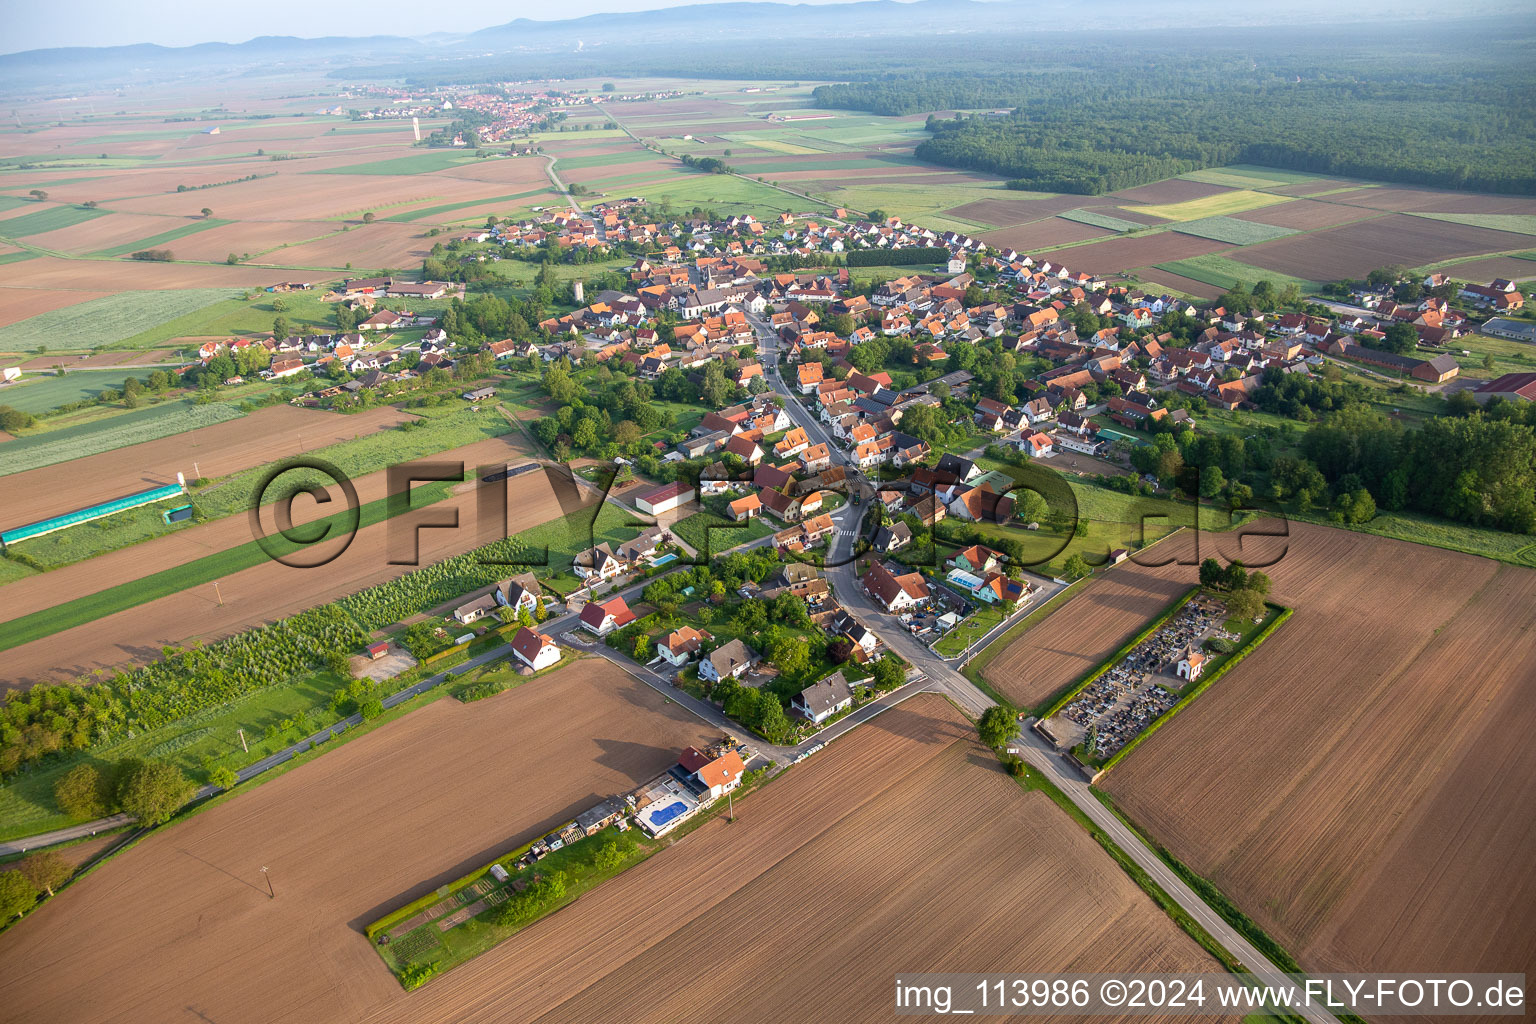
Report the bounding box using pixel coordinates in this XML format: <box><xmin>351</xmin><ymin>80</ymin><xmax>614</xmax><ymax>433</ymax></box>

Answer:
<box><xmin>0</xmin><ymin>287</ymin><xmax>111</xmax><ymax>328</ymax></box>
<box><xmin>1232</xmin><ymin>214</ymin><xmax>1536</xmax><ymax>281</ymax></box>
<box><xmin>0</xmin><ymin>456</ymin><xmax>572</xmax><ymax>685</ymax></box>
<box><xmin>982</xmin><ymin>568</ymin><xmax>1193</xmax><ymax>708</ymax></box>
<box><xmin>0</xmin><ymin>659</ymin><xmax>720</xmax><ymax>1024</ymax></box>
<box><xmin>1095</xmin><ymin>523</ymin><xmax>1536</xmax><ymax>990</ymax></box>
<box><xmin>979</xmin><ymin>218</ymin><xmax>1114</xmax><ymax>251</ymax></box>
<box><xmin>1038</xmin><ymin>233</ymin><xmax>1235</xmax><ymax>275</ymax></box>
<box><xmin>0</xmin><ymin>404</ymin><xmax>415</xmax><ymax>526</ymax></box>
<box><xmin>0</xmin><ymin>255</ymin><xmax>272</xmax><ymax>291</ymax></box>
<box><xmin>364</xmin><ymin>696</ymin><xmax>1227</xmax><ymax>1024</ymax></box>
<box><xmin>1232</xmin><ymin>199</ymin><xmax>1386</xmax><ymax>231</ymax></box>
<box><xmin>1107</xmin><ymin>179</ymin><xmax>1235</xmax><ymax>205</ymax></box>
<box><xmin>161</xmin><ymin>219</ymin><xmax>335</xmax><ymax>263</ymax></box>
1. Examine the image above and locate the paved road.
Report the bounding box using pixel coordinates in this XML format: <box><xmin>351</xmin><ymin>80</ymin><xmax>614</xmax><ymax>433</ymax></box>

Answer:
<box><xmin>753</xmin><ymin>336</ymin><xmax>1339</xmax><ymax>1024</ymax></box>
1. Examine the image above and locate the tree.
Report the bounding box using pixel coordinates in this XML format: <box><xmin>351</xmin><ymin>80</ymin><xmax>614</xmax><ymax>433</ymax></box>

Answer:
<box><xmin>272</xmin><ymin>315</ymin><xmax>291</xmax><ymax>340</ymax></box>
<box><xmin>0</xmin><ymin>871</ymin><xmax>36</xmax><ymax>920</ymax></box>
<box><xmin>602</xmin><ymin>82</ymin><xmax>616</xmax><ymax>92</ymax></box>
<box><xmin>362</xmin><ymin>211</ymin><xmax>376</xmax><ymax>224</ymax></box>
<box><xmin>1375</xmin><ymin>323</ymin><xmax>1418</xmax><ymax>354</ymax></box>
<box><xmin>1061</xmin><ymin>553</ymin><xmax>1092</xmax><ymax>580</ymax></box>
<box><xmin>1223</xmin><ymin>561</ymin><xmax>1248</xmax><ymax>592</ymax></box>
<box><xmin>870</xmin><ymin>654</ymin><xmax>904</xmax><ymax>691</ymax></box>
<box><xmin>700</xmin><ymin>361</ymin><xmax>732</xmax><ymax>408</ymax></box>
<box><xmin>756</xmin><ymin>696</ymin><xmax>790</xmax><ymax>741</ymax></box>
<box><xmin>19</xmin><ymin>850</ymin><xmax>73</xmax><ymax>897</ymax></box>
<box><xmin>632</xmin><ymin>635</ymin><xmax>652</xmax><ymax>661</ymax></box>
<box><xmin>768</xmin><ymin>636</ymin><xmax>809</xmax><ymax>677</ymax></box>
<box><xmin>1246</xmin><ymin>571</ymin><xmax>1272</xmax><ymax>596</ymax></box>
<box><xmin>210</xmin><ymin>765</ymin><xmax>239</xmax><ymax>790</ymax></box>
<box><xmin>28</xmin><ymin>189</ymin><xmax>46</xmax><ymax>202</ymax></box>
<box><xmin>200</xmin><ymin>207</ymin><xmax>213</xmax><ymax>219</ymax></box>
<box><xmin>115</xmin><ymin>759</ymin><xmax>194</xmax><ymax>827</ymax></box>
<box><xmin>55</xmin><ymin>764</ymin><xmax>109</xmax><ymax>819</ymax></box>
<box><xmin>1226</xmin><ymin>587</ymin><xmax>1265</xmax><ymax>622</ymax></box>
<box><xmin>1198</xmin><ymin>557</ymin><xmax>1226</xmax><ymax>590</ymax></box>
<box><xmin>977</xmin><ymin>705</ymin><xmax>1017</xmax><ymax>749</ymax></box>
<box><xmin>1199</xmin><ymin>465</ymin><xmax>1226</xmax><ymax>499</ymax></box>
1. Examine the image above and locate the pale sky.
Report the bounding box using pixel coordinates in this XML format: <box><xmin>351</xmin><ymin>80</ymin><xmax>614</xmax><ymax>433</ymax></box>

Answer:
<box><xmin>5</xmin><ymin>0</ymin><xmax>889</xmax><ymax>54</ymax></box>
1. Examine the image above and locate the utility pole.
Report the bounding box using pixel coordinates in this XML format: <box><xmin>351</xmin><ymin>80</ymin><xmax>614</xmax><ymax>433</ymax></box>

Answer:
<box><xmin>212</xmin><ymin>580</ymin><xmax>223</xmax><ymax>606</ymax></box>
<box><xmin>262</xmin><ymin>866</ymin><xmax>274</xmax><ymax>899</ymax></box>
<box><xmin>727</xmin><ymin>788</ymin><xmax>734</xmax><ymax>823</ymax></box>
<box><xmin>238</xmin><ymin>728</ymin><xmax>248</xmax><ymax>753</ymax></box>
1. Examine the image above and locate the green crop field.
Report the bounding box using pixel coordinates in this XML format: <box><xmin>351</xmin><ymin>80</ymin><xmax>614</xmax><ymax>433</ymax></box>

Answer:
<box><xmin>0</xmin><ymin>251</ymin><xmax>37</xmax><ymax>266</ymax></box>
<box><xmin>312</xmin><ymin>151</ymin><xmax>482</xmax><ymax>176</ymax></box>
<box><xmin>1169</xmin><ymin>216</ymin><xmax>1300</xmax><ymax>245</ymax></box>
<box><xmin>0</xmin><ymin>203</ymin><xmax>111</xmax><ymax>238</ymax></box>
<box><xmin>0</xmin><ymin>400</ymin><xmax>244</xmax><ymax>477</ymax></box>
<box><xmin>1408</xmin><ymin>212</ymin><xmax>1536</xmax><ymax>236</ymax></box>
<box><xmin>1178</xmin><ymin>165</ymin><xmax>1321</xmax><ymax>189</ymax></box>
<box><xmin>1060</xmin><ymin>208</ymin><xmax>1143</xmax><ymax>232</ymax></box>
<box><xmin>91</xmin><ymin>218</ymin><xmax>232</xmax><ymax>257</ymax></box>
<box><xmin>1152</xmin><ymin>254</ymin><xmax>1321</xmax><ymax>294</ymax></box>
<box><xmin>552</xmin><ymin>150</ymin><xmax>655</xmax><ymax>170</ymax></box>
<box><xmin>620</xmin><ymin>173</ymin><xmax>826</xmax><ymax>219</ymax></box>
<box><xmin>0</xmin><ymin>368</ymin><xmax>184</xmax><ymax>414</ymax></box>
<box><xmin>0</xmin><ymin>196</ymin><xmax>32</xmax><ymax>213</ymax></box>
<box><xmin>384</xmin><ymin>188</ymin><xmax>550</xmax><ymax>222</ymax></box>
<box><xmin>0</xmin><ymin>288</ymin><xmax>239</xmax><ymax>353</ymax></box>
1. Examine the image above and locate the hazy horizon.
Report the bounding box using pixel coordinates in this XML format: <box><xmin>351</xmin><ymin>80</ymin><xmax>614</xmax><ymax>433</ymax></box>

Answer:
<box><xmin>6</xmin><ymin>0</ymin><xmax>956</xmax><ymax>55</ymax></box>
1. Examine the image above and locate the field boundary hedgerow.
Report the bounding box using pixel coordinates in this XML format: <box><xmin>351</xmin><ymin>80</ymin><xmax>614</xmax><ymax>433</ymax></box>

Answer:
<box><xmin>1093</xmin><ymin>604</ymin><xmax>1292</xmax><ymax>775</ymax></box>
<box><xmin>1036</xmin><ymin>586</ymin><xmax>1199</xmax><ymax>722</ymax></box>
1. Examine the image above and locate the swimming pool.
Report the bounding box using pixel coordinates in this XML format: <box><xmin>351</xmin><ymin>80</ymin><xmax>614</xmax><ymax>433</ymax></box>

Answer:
<box><xmin>648</xmin><ymin>800</ymin><xmax>688</xmax><ymax>827</ymax></box>
<box><xmin>651</xmin><ymin>553</ymin><xmax>678</xmax><ymax>567</ymax></box>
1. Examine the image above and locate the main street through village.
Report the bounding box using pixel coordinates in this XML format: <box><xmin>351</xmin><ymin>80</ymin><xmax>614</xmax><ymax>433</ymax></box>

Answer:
<box><xmin>752</xmin><ymin>309</ymin><xmax>1342</xmax><ymax>1024</ymax></box>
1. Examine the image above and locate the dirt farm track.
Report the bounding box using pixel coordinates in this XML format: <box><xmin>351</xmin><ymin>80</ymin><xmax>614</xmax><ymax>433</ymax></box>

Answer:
<box><xmin>0</xmin><ymin>690</ymin><xmax>1233</xmax><ymax>1023</ymax></box>
<box><xmin>1011</xmin><ymin>522</ymin><xmax>1536</xmax><ymax>997</ymax></box>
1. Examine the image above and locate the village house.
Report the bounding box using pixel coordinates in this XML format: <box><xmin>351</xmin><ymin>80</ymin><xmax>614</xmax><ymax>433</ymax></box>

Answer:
<box><xmin>862</xmin><ymin>559</ymin><xmax>930</xmax><ymax>613</ymax></box>
<box><xmin>699</xmin><ymin>638</ymin><xmax>757</xmax><ymax>683</ymax></box>
<box><xmin>792</xmin><ymin>671</ymin><xmax>854</xmax><ymax>725</ymax></box>
<box><xmin>658</xmin><ymin>626</ymin><xmax>713</xmax><ymax>667</ymax></box>
<box><xmin>579</xmin><ymin>595</ymin><xmax>637</xmax><ymax>636</ymax></box>
<box><xmin>510</xmin><ymin>627</ymin><xmax>561</xmax><ymax>671</ymax></box>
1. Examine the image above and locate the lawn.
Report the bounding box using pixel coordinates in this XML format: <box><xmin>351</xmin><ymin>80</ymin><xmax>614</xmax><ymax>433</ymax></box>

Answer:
<box><xmin>1132</xmin><ymin>190</ymin><xmax>1295</xmax><ymax>222</ymax></box>
<box><xmin>1169</xmin><ymin>216</ymin><xmax>1299</xmax><ymax>246</ymax></box>
<box><xmin>0</xmin><ymin>368</ymin><xmax>190</xmax><ymax>414</ymax></box>
<box><xmin>89</xmin><ymin>218</ymin><xmax>233</xmax><ymax>257</ymax></box>
<box><xmin>670</xmin><ymin>507</ymin><xmax>777</xmax><ymax>556</ymax></box>
<box><xmin>0</xmin><ymin>203</ymin><xmax>111</xmax><ymax>238</ymax></box>
<box><xmin>0</xmin><ymin>288</ymin><xmax>239</xmax><ymax>353</ymax></box>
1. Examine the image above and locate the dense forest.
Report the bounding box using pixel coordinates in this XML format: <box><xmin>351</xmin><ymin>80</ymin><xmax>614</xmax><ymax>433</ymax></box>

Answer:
<box><xmin>811</xmin><ymin>34</ymin><xmax>1536</xmax><ymax>194</ymax></box>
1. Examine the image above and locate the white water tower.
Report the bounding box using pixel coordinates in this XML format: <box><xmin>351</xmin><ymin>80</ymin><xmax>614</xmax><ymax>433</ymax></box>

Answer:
<box><xmin>412</xmin><ymin>117</ymin><xmax>421</xmax><ymax>142</ymax></box>
<box><xmin>573</xmin><ymin>280</ymin><xmax>584</xmax><ymax>304</ymax></box>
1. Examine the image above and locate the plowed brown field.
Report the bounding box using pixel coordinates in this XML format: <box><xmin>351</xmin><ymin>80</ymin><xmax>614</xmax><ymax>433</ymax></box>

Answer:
<box><xmin>0</xmin><ymin>688</ymin><xmax>1233</xmax><ymax>1024</ymax></box>
<box><xmin>358</xmin><ymin>696</ymin><xmax>1229</xmax><ymax>1024</ymax></box>
<box><xmin>0</xmin><ymin>659</ymin><xmax>721</xmax><ymax>1024</ymax></box>
<box><xmin>1</xmin><ymin>458</ymin><xmax>577</xmax><ymax>686</ymax></box>
<box><xmin>980</xmin><ymin>217</ymin><xmax>1114</xmax><ymax>251</ymax></box>
<box><xmin>0</xmin><ymin>287</ymin><xmax>111</xmax><ymax>327</ymax></box>
<box><xmin>1082</xmin><ymin>523</ymin><xmax>1536</xmax><ymax>992</ymax></box>
<box><xmin>1232</xmin><ymin>215</ymin><xmax>1536</xmax><ymax>281</ymax></box>
<box><xmin>1</xmin><ymin>403</ymin><xmax>416</xmax><ymax>526</ymax></box>
<box><xmin>983</xmin><ymin>565</ymin><xmax>1193</xmax><ymax>708</ymax></box>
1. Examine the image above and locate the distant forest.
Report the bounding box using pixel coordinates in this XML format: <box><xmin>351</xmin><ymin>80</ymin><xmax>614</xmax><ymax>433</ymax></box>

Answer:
<box><xmin>810</xmin><ymin>31</ymin><xmax>1536</xmax><ymax>195</ymax></box>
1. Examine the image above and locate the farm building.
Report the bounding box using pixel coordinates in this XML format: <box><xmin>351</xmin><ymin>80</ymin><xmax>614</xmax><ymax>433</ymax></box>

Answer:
<box><xmin>1473</xmin><ymin>372</ymin><xmax>1536</xmax><ymax>404</ymax></box>
<box><xmin>1</xmin><ymin>476</ymin><xmax>187</xmax><ymax>547</ymax></box>
<box><xmin>634</xmin><ymin>481</ymin><xmax>695</xmax><ymax>516</ymax></box>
